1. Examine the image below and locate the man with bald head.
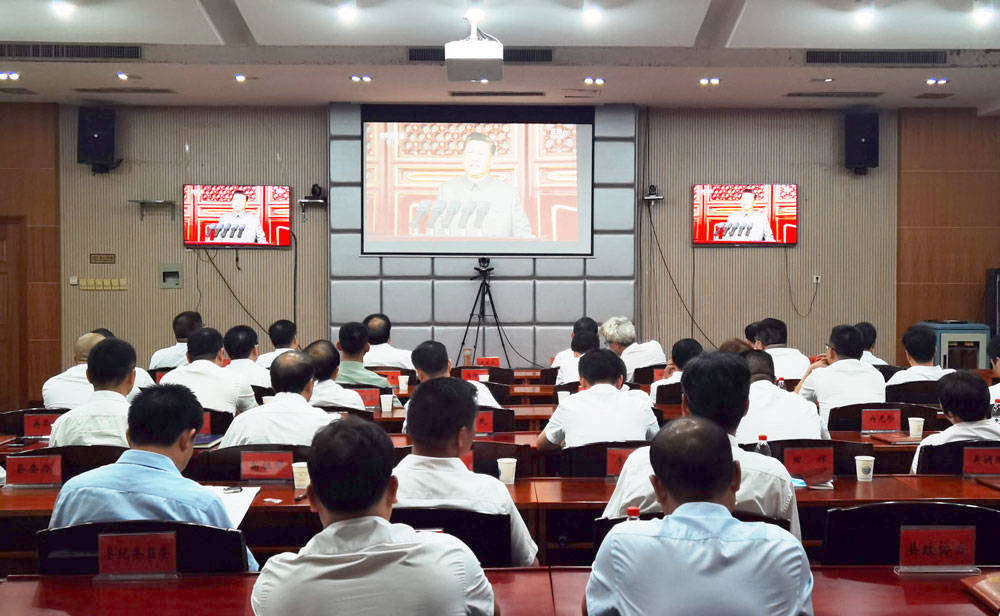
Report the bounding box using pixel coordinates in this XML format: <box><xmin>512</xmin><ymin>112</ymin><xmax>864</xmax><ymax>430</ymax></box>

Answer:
<box><xmin>43</xmin><ymin>332</ymin><xmax>154</xmax><ymax>408</ymax></box>
<box><xmin>220</xmin><ymin>351</ymin><xmax>339</xmax><ymax>447</ymax></box>
<box><xmin>304</xmin><ymin>340</ymin><xmax>365</xmax><ymax>410</ymax></box>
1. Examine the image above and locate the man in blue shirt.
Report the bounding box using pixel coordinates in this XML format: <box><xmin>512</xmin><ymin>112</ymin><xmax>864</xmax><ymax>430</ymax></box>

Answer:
<box><xmin>586</xmin><ymin>416</ymin><xmax>813</xmax><ymax>615</ymax></box>
<box><xmin>49</xmin><ymin>383</ymin><xmax>258</xmax><ymax>571</ymax></box>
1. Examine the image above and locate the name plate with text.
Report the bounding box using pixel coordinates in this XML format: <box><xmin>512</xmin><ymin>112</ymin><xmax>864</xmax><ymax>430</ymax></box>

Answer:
<box><xmin>240</xmin><ymin>451</ymin><xmax>293</xmax><ymax>481</ymax></box>
<box><xmin>461</xmin><ymin>369</ymin><xmax>490</xmax><ymax>382</ymax></box>
<box><xmin>475</xmin><ymin>411</ymin><xmax>494</xmax><ymax>434</ymax></box>
<box><xmin>99</xmin><ymin>532</ymin><xmax>177</xmax><ymax>577</ymax></box>
<box><xmin>653</xmin><ymin>369</ymin><xmax>666</xmax><ymax>382</ymax></box>
<box><xmin>7</xmin><ymin>455</ymin><xmax>62</xmax><ymax>486</ymax></box>
<box><xmin>460</xmin><ymin>450</ymin><xmax>474</xmax><ymax>471</ymax></box>
<box><xmin>899</xmin><ymin>526</ymin><xmax>976</xmax><ymax>572</ymax></box>
<box><xmin>374</xmin><ymin>371</ymin><xmax>400</xmax><ymax>387</ymax></box>
<box><xmin>24</xmin><ymin>414</ymin><xmax>61</xmax><ymax>437</ymax></box>
<box><xmin>606</xmin><ymin>448</ymin><xmax>635</xmax><ymax>477</ymax></box>
<box><xmin>513</xmin><ymin>370</ymin><xmax>539</xmax><ymax>379</ymax></box>
<box><xmin>783</xmin><ymin>447</ymin><xmax>834</xmax><ymax>485</ymax></box>
<box><xmin>963</xmin><ymin>448</ymin><xmax>1000</xmax><ymax>476</ymax></box>
<box><xmin>199</xmin><ymin>412</ymin><xmax>212</xmax><ymax>435</ymax></box>
<box><xmin>476</xmin><ymin>357</ymin><xmax>500</xmax><ymax>367</ymax></box>
<box><xmin>511</xmin><ymin>386</ymin><xmax>542</xmax><ymax>395</ymax></box>
<box><xmin>861</xmin><ymin>409</ymin><xmax>901</xmax><ymax>433</ymax></box>
<box><xmin>356</xmin><ymin>389</ymin><xmax>381</xmax><ymax>408</ymax></box>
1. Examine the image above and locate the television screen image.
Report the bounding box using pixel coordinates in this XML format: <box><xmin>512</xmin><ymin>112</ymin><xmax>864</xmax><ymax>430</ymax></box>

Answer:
<box><xmin>183</xmin><ymin>184</ymin><xmax>291</xmax><ymax>248</ymax></box>
<box><xmin>692</xmin><ymin>184</ymin><xmax>797</xmax><ymax>246</ymax></box>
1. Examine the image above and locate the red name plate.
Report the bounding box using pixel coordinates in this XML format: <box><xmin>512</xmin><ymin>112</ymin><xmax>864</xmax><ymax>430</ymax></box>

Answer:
<box><xmin>460</xmin><ymin>450</ymin><xmax>474</xmax><ymax>471</ymax></box>
<box><xmin>513</xmin><ymin>370</ymin><xmax>538</xmax><ymax>379</ymax></box>
<box><xmin>375</xmin><ymin>371</ymin><xmax>400</xmax><ymax>387</ymax></box>
<box><xmin>356</xmin><ymin>389</ymin><xmax>381</xmax><ymax>408</ymax></box>
<box><xmin>963</xmin><ymin>448</ymin><xmax>1000</xmax><ymax>476</ymax></box>
<box><xmin>240</xmin><ymin>451</ymin><xmax>293</xmax><ymax>480</ymax></box>
<box><xmin>653</xmin><ymin>369</ymin><xmax>666</xmax><ymax>382</ymax></box>
<box><xmin>783</xmin><ymin>447</ymin><xmax>834</xmax><ymax>484</ymax></box>
<box><xmin>607</xmin><ymin>448</ymin><xmax>635</xmax><ymax>477</ymax></box>
<box><xmin>475</xmin><ymin>411</ymin><xmax>494</xmax><ymax>434</ymax></box>
<box><xmin>899</xmin><ymin>526</ymin><xmax>975</xmax><ymax>568</ymax></box>
<box><xmin>461</xmin><ymin>368</ymin><xmax>489</xmax><ymax>382</ymax></box>
<box><xmin>99</xmin><ymin>532</ymin><xmax>178</xmax><ymax>576</ymax></box>
<box><xmin>861</xmin><ymin>408</ymin><xmax>901</xmax><ymax>433</ymax></box>
<box><xmin>7</xmin><ymin>455</ymin><xmax>62</xmax><ymax>485</ymax></box>
<box><xmin>24</xmin><ymin>414</ymin><xmax>61</xmax><ymax>437</ymax></box>
<box><xmin>476</xmin><ymin>357</ymin><xmax>500</xmax><ymax>367</ymax></box>
<box><xmin>199</xmin><ymin>412</ymin><xmax>211</xmax><ymax>435</ymax></box>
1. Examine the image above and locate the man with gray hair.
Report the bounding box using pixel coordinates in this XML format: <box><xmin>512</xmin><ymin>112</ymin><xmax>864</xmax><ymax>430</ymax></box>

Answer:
<box><xmin>599</xmin><ymin>316</ymin><xmax>666</xmax><ymax>382</ymax></box>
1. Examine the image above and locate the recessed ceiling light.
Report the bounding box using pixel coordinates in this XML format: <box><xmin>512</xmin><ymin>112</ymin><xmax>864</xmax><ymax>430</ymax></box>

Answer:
<box><xmin>582</xmin><ymin>5</ymin><xmax>603</xmax><ymax>25</ymax></box>
<box><xmin>479</xmin><ymin>78</ymin><xmax>489</xmax><ymax>84</ymax></box>
<box><xmin>699</xmin><ymin>77</ymin><xmax>721</xmax><ymax>87</ymax></box>
<box><xmin>709</xmin><ymin>77</ymin><xmax>720</xmax><ymax>86</ymax></box>
<box><xmin>350</xmin><ymin>74</ymin><xmax>362</xmax><ymax>83</ymax></box>
<box><xmin>824</xmin><ymin>77</ymin><xmax>835</xmax><ymax>83</ymax></box>
<box><xmin>938</xmin><ymin>77</ymin><xmax>949</xmax><ymax>84</ymax></box>
<box><xmin>594</xmin><ymin>77</ymin><xmax>606</xmax><ymax>86</ymax></box>
<box><xmin>926</xmin><ymin>77</ymin><xmax>948</xmax><ymax>86</ymax></box>
<box><xmin>117</xmin><ymin>72</ymin><xmax>129</xmax><ymax>81</ymax></box>
<box><xmin>0</xmin><ymin>73</ymin><xmax>7</xmax><ymax>81</ymax></box>
<box><xmin>926</xmin><ymin>78</ymin><xmax>937</xmax><ymax>85</ymax></box>
<box><xmin>337</xmin><ymin>1</ymin><xmax>358</xmax><ymax>23</ymax></box>
<box><xmin>464</xmin><ymin>6</ymin><xmax>486</xmax><ymax>26</ymax></box>
<box><xmin>584</xmin><ymin>77</ymin><xmax>595</xmax><ymax>85</ymax></box>
<box><xmin>8</xmin><ymin>72</ymin><xmax>18</xmax><ymax>81</ymax></box>
<box><xmin>234</xmin><ymin>73</ymin><xmax>247</xmax><ymax>83</ymax></box>
<box><xmin>853</xmin><ymin>2</ymin><xmax>875</xmax><ymax>28</ymax></box>
<box><xmin>50</xmin><ymin>1</ymin><xmax>75</xmax><ymax>19</ymax></box>
<box><xmin>973</xmin><ymin>1</ymin><xmax>996</xmax><ymax>25</ymax></box>
<box><xmin>699</xmin><ymin>77</ymin><xmax>709</xmax><ymax>86</ymax></box>
<box><xmin>361</xmin><ymin>74</ymin><xmax>372</xmax><ymax>83</ymax></box>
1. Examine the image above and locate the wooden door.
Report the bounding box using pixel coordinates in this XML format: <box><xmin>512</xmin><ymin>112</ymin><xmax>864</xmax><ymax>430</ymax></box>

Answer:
<box><xmin>0</xmin><ymin>221</ymin><xmax>24</xmax><ymax>409</ymax></box>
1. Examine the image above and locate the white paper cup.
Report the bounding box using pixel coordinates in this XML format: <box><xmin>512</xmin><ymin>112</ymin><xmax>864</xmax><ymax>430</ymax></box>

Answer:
<box><xmin>292</xmin><ymin>462</ymin><xmax>310</xmax><ymax>490</ymax></box>
<box><xmin>379</xmin><ymin>394</ymin><xmax>393</xmax><ymax>414</ymax></box>
<box><xmin>908</xmin><ymin>417</ymin><xmax>925</xmax><ymax>439</ymax></box>
<box><xmin>261</xmin><ymin>396</ymin><xmax>275</xmax><ymax>405</ymax></box>
<box><xmin>478</xmin><ymin>374</ymin><xmax>490</xmax><ymax>382</ymax></box>
<box><xmin>557</xmin><ymin>391</ymin><xmax>570</xmax><ymax>403</ymax></box>
<box><xmin>855</xmin><ymin>455</ymin><xmax>875</xmax><ymax>482</ymax></box>
<box><xmin>497</xmin><ymin>458</ymin><xmax>517</xmax><ymax>485</ymax></box>
<box><xmin>398</xmin><ymin>375</ymin><xmax>409</xmax><ymax>394</ymax></box>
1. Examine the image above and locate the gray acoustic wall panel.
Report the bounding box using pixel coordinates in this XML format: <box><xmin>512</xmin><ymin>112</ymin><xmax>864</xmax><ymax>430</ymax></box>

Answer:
<box><xmin>536</xmin><ymin>258</ymin><xmax>584</xmax><ymax>277</ymax></box>
<box><xmin>535</xmin><ymin>280</ymin><xmax>585</xmax><ymax>323</ymax></box>
<box><xmin>331</xmin><ymin>233</ymin><xmax>380</xmax><ymax>277</ymax></box>
<box><xmin>329</xmin><ymin>186</ymin><xmax>362</xmax><ymax>231</ymax></box>
<box><xmin>330</xmin><ymin>280</ymin><xmax>381</xmax><ymax>323</ymax></box>
<box><xmin>383</xmin><ymin>257</ymin><xmax>432</xmax><ymax>277</ymax></box>
<box><xmin>330</xmin><ymin>139</ymin><xmax>361</xmax><ymax>184</ymax></box>
<box><xmin>383</xmin><ymin>280</ymin><xmax>433</xmax><ymax>323</ymax></box>
<box><xmin>535</xmin><ymin>326</ymin><xmax>573</xmax><ymax>365</ymax></box>
<box><xmin>587</xmin><ymin>234</ymin><xmax>635</xmax><ymax>277</ymax></box>
<box><xmin>594</xmin><ymin>188</ymin><xmax>635</xmax><ymax>231</ymax></box>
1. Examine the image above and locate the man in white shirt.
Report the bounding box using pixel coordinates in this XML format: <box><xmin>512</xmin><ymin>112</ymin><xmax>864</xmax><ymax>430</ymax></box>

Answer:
<box><xmin>252</xmin><ymin>417</ymin><xmax>496</xmax><ymax>616</ymax></box>
<box><xmin>587</xmin><ymin>416</ymin><xmax>813</xmax><ymax>616</ymax></box>
<box><xmin>44</xmin><ymin>332</ymin><xmax>154</xmax><ymax>407</ymax></box>
<box><xmin>856</xmin><ymin>322</ymin><xmax>888</xmax><ymax>366</ymax></box>
<box><xmin>911</xmin><ymin>371</ymin><xmax>1000</xmax><ymax>473</ymax></box>
<box><xmin>599</xmin><ymin>316</ymin><xmax>666</xmax><ymax>381</ymax></box>
<box><xmin>220</xmin><ymin>351</ymin><xmax>337</xmax><ymax>447</ymax></box>
<box><xmin>603</xmin><ymin>352</ymin><xmax>801</xmax><ymax>538</ymax></box>
<box><xmin>49</xmin><ymin>338</ymin><xmax>136</xmax><ymax>448</ymax></box>
<box><xmin>160</xmin><ymin>328</ymin><xmax>256</xmax><ymax>414</ymax></box>
<box><xmin>886</xmin><ymin>325</ymin><xmax>955</xmax><ymax>386</ymax></box>
<box><xmin>649</xmin><ymin>338</ymin><xmax>703</xmax><ymax>404</ymax></box>
<box><xmin>362</xmin><ymin>313</ymin><xmax>414</xmax><ymax>370</ymax></box>
<box><xmin>256</xmin><ymin>319</ymin><xmax>298</xmax><ymax>369</ymax></box>
<box><xmin>988</xmin><ymin>335</ymin><xmax>1000</xmax><ymax>402</ymax></box>
<box><xmin>755</xmin><ymin>317</ymin><xmax>811</xmax><ymax>380</ymax></box>
<box><xmin>394</xmin><ymin>377</ymin><xmax>538</xmax><ymax>567</ymax></box>
<box><xmin>222</xmin><ymin>325</ymin><xmax>272</xmax><ymax>389</ymax></box>
<box><xmin>303</xmin><ymin>340</ymin><xmax>365</xmax><ymax>410</ymax></box>
<box><xmin>149</xmin><ymin>311</ymin><xmax>202</xmax><ymax>370</ymax></box>
<box><xmin>554</xmin><ymin>330</ymin><xmax>599</xmax><ymax>386</ymax></box>
<box><xmin>550</xmin><ymin>317</ymin><xmax>599</xmax><ymax>369</ymax></box>
<box><xmin>796</xmin><ymin>325</ymin><xmax>886</xmax><ymax>427</ymax></box>
<box><xmin>409</xmin><ymin>340</ymin><xmax>502</xmax><ymax>410</ymax></box>
<box><xmin>537</xmin><ymin>349</ymin><xmax>659</xmax><ymax>451</ymax></box>
<box><xmin>735</xmin><ymin>350</ymin><xmax>825</xmax><ymax>444</ymax></box>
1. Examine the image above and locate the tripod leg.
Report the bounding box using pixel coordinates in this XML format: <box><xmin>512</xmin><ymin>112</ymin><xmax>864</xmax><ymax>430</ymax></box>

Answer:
<box><xmin>456</xmin><ymin>278</ymin><xmax>489</xmax><ymax>366</ymax></box>
<box><xmin>482</xmin><ymin>282</ymin><xmax>513</xmax><ymax>368</ymax></box>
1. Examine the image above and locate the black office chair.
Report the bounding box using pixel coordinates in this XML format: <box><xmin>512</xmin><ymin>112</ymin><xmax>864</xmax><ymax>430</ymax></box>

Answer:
<box><xmin>762</xmin><ymin>439</ymin><xmax>875</xmax><ymax>477</ymax></box>
<box><xmin>483</xmin><ymin>382</ymin><xmax>511</xmax><ymax>406</ymax></box>
<box><xmin>486</xmin><ymin>367</ymin><xmax>514</xmax><ymax>384</ymax></box>
<box><xmin>204</xmin><ymin>408</ymin><xmax>234</xmax><ymax>434</ymax></box>
<box><xmin>183</xmin><ymin>444</ymin><xmax>310</xmax><ymax>481</ymax></box>
<box><xmin>544</xmin><ymin>440</ymin><xmax>649</xmax><ymax>477</ymax></box>
<box><xmin>390</xmin><ymin>508</ymin><xmax>512</xmax><ymax>567</ymax></box>
<box><xmin>828</xmin><ymin>403</ymin><xmax>947</xmax><ymax>432</ymax></box>
<box><xmin>317</xmin><ymin>405</ymin><xmax>374</xmax><ymax>421</ymax></box>
<box><xmin>874</xmin><ymin>365</ymin><xmax>905</xmax><ymax>381</ymax></box>
<box><xmin>368</xmin><ymin>366</ymin><xmax>418</xmax><ymax>382</ymax></box>
<box><xmin>914</xmin><ymin>440</ymin><xmax>1000</xmax><ymax>474</ymax></box>
<box><xmin>886</xmin><ymin>381</ymin><xmax>941</xmax><ymax>405</ymax></box>
<box><xmin>149</xmin><ymin>368</ymin><xmax>173</xmax><ymax>383</ymax></box>
<box><xmin>337</xmin><ymin>384</ymin><xmax>393</xmax><ymax>395</ymax></box>
<box><xmin>632</xmin><ymin>364</ymin><xmax>668</xmax><ymax>385</ymax></box>
<box><xmin>37</xmin><ymin>520</ymin><xmax>249</xmax><ymax>574</ymax></box>
<box><xmin>471</xmin><ymin>441</ymin><xmax>537</xmax><ymax>479</ymax></box>
<box><xmin>0</xmin><ymin>407</ymin><xmax>69</xmax><ymax>436</ymax></box>
<box><xmin>654</xmin><ymin>382</ymin><xmax>682</xmax><ymax>405</ymax></box>
<box><xmin>554</xmin><ymin>381</ymin><xmax>580</xmax><ymax>397</ymax></box>
<box><xmin>8</xmin><ymin>445</ymin><xmax>127</xmax><ymax>482</ymax></box>
<box><xmin>537</xmin><ymin>367</ymin><xmax>559</xmax><ymax>385</ymax></box>
<box><xmin>250</xmin><ymin>385</ymin><xmax>275</xmax><ymax>406</ymax></box>
<box><xmin>474</xmin><ymin>407</ymin><xmax>515</xmax><ymax>433</ymax></box>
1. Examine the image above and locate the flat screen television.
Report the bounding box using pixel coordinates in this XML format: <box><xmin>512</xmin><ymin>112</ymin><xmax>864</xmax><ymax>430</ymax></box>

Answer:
<box><xmin>692</xmin><ymin>184</ymin><xmax>798</xmax><ymax>246</ymax></box>
<box><xmin>183</xmin><ymin>184</ymin><xmax>291</xmax><ymax>248</ymax></box>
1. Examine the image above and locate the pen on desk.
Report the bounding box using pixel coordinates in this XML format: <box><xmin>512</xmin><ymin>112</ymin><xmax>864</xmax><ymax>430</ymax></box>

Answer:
<box><xmin>294</xmin><ymin>493</ymin><xmax>308</xmax><ymax>502</ymax></box>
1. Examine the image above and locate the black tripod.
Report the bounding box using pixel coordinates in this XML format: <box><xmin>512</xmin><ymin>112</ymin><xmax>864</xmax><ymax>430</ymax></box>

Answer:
<box><xmin>457</xmin><ymin>257</ymin><xmax>511</xmax><ymax>368</ymax></box>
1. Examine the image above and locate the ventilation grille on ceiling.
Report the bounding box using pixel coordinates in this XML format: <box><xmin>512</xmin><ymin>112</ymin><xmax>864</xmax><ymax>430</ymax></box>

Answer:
<box><xmin>786</xmin><ymin>91</ymin><xmax>883</xmax><ymax>98</ymax></box>
<box><xmin>806</xmin><ymin>50</ymin><xmax>947</xmax><ymax>65</ymax></box>
<box><xmin>409</xmin><ymin>47</ymin><xmax>553</xmax><ymax>63</ymax></box>
<box><xmin>0</xmin><ymin>43</ymin><xmax>142</xmax><ymax>60</ymax></box>
<box><xmin>74</xmin><ymin>87</ymin><xmax>174</xmax><ymax>94</ymax></box>
<box><xmin>915</xmin><ymin>92</ymin><xmax>955</xmax><ymax>99</ymax></box>
<box><xmin>0</xmin><ymin>87</ymin><xmax>37</xmax><ymax>95</ymax></box>
<box><xmin>563</xmin><ymin>88</ymin><xmax>601</xmax><ymax>99</ymax></box>
<box><xmin>449</xmin><ymin>90</ymin><xmax>545</xmax><ymax>97</ymax></box>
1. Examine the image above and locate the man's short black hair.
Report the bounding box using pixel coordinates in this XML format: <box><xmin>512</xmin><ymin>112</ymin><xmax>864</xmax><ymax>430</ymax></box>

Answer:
<box><xmin>308</xmin><ymin>416</ymin><xmax>395</xmax><ymax>513</ymax></box>
<box><xmin>744</xmin><ymin>322</ymin><xmax>759</xmax><ymax>343</ymax></box>
<box><xmin>172</xmin><ymin>311</ymin><xmax>203</xmax><ymax>340</ymax></box>
<box><xmin>755</xmin><ymin>318</ymin><xmax>788</xmax><ymax>346</ymax></box>
<box><xmin>578</xmin><ymin>349</ymin><xmax>626</xmax><ymax>385</ymax></box>
<box><xmin>671</xmin><ymin>338</ymin><xmax>704</xmax><ymax>371</ymax></box>
<box><xmin>338</xmin><ymin>322</ymin><xmax>369</xmax><ymax>355</ymax></box>
<box><xmin>270</xmin><ymin>350</ymin><xmax>315</xmax><ymax>394</ymax></box>
<box><xmin>902</xmin><ymin>325</ymin><xmax>937</xmax><ymax>363</ymax></box>
<box><xmin>989</xmin><ymin>335</ymin><xmax>1000</xmax><ymax>363</ymax></box>
<box><xmin>88</xmin><ymin>338</ymin><xmax>136</xmax><ymax>388</ymax></box>
<box><xmin>855</xmin><ymin>322</ymin><xmax>878</xmax><ymax>350</ymax></box>
<box><xmin>407</xmin><ymin>378</ymin><xmax>478</xmax><ymax>448</ymax></box>
<box><xmin>411</xmin><ymin>340</ymin><xmax>449</xmax><ymax>376</ymax></box>
<box><xmin>650</xmin><ymin>416</ymin><xmax>734</xmax><ymax>503</ymax></box>
<box><xmin>268</xmin><ymin>319</ymin><xmax>297</xmax><ymax>347</ymax></box>
<box><xmin>937</xmin><ymin>371</ymin><xmax>990</xmax><ymax>422</ymax></box>
<box><xmin>571</xmin><ymin>331</ymin><xmax>600</xmax><ymax>355</ymax></box>
<box><xmin>187</xmin><ymin>327</ymin><xmax>223</xmax><ymax>361</ymax></box>
<box><xmin>223</xmin><ymin>325</ymin><xmax>258</xmax><ymax>360</ymax></box>
<box><xmin>742</xmin><ymin>349</ymin><xmax>776</xmax><ymax>381</ymax></box>
<box><xmin>680</xmin><ymin>352</ymin><xmax>750</xmax><ymax>433</ymax></box>
<box><xmin>91</xmin><ymin>328</ymin><xmax>116</xmax><ymax>338</ymax></box>
<box><xmin>304</xmin><ymin>340</ymin><xmax>340</xmax><ymax>381</ymax></box>
<box><xmin>573</xmin><ymin>317</ymin><xmax>598</xmax><ymax>335</ymax></box>
<box><xmin>828</xmin><ymin>325</ymin><xmax>865</xmax><ymax>360</ymax></box>
<box><xmin>128</xmin><ymin>384</ymin><xmax>204</xmax><ymax>446</ymax></box>
<box><xmin>363</xmin><ymin>313</ymin><xmax>391</xmax><ymax>345</ymax></box>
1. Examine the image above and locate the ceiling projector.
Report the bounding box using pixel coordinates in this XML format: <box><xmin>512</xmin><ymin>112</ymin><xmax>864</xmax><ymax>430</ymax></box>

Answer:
<box><xmin>445</xmin><ymin>14</ymin><xmax>503</xmax><ymax>82</ymax></box>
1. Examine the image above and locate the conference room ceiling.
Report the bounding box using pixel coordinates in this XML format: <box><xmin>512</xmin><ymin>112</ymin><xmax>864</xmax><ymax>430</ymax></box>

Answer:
<box><xmin>0</xmin><ymin>0</ymin><xmax>999</xmax><ymax>113</ymax></box>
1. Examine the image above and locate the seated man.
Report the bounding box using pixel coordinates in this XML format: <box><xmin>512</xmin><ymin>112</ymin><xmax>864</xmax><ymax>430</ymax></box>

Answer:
<box><xmin>886</xmin><ymin>325</ymin><xmax>954</xmax><ymax>386</ymax></box>
<box><xmin>599</xmin><ymin>316</ymin><xmax>667</xmax><ymax>381</ymax></box>
<box><xmin>49</xmin><ymin>338</ymin><xmax>136</xmax><ymax>448</ymax></box>
<box><xmin>362</xmin><ymin>313</ymin><xmax>414</xmax><ymax>370</ymax></box>
<box><xmin>252</xmin><ymin>417</ymin><xmax>496</xmax><ymax>615</ymax></box>
<box><xmin>160</xmin><ymin>327</ymin><xmax>256</xmax><ymax>414</ymax></box>
<box><xmin>603</xmin><ymin>352</ymin><xmax>800</xmax><ymax>538</ymax></box>
<box><xmin>43</xmin><ymin>332</ymin><xmax>154</xmax><ymax>407</ymax></box>
<box><xmin>586</xmin><ymin>417</ymin><xmax>813</xmax><ymax>616</ymax></box>
<box><xmin>796</xmin><ymin>325</ymin><xmax>886</xmax><ymax>428</ymax></box>
<box><xmin>649</xmin><ymin>338</ymin><xmax>703</xmax><ymax>404</ymax></box>
<box><xmin>744</xmin><ymin>321</ymin><xmax>759</xmax><ymax>347</ymax></box>
<box><xmin>49</xmin><ymin>384</ymin><xmax>257</xmax><ymax>571</ymax></box>
<box><xmin>755</xmin><ymin>317</ymin><xmax>811</xmax><ymax>379</ymax></box>
<box><xmin>554</xmin><ymin>330</ymin><xmax>599</xmax><ymax>386</ymax></box>
<box><xmin>856</xmin><ymin>321</ymin><xmax>888</xmax><ymax>366</ymax></box>
<box><xmin>910</xmin><ymin>371</ymin><xmax>1000</xmax><ymax>473</ymax></box>
<box><xmin>221</xmin><ymin>351</ymin><xmax>337</xmax><ymax>447</ymax></box>
<box><xmin>304</xmin><ymin>340</ymin><xmax>365</xmax><ymax>410</ymax></box>
<box><xmin>223</xmin><ymin>325</ymin><xmax>272</xmax><ymax>389</ymax></box>
<box><xmin>149</xmin><ymin>311</ymin><xmax>202</xmax><ymax>370</ymax></box>
<box><xmin>410</xmin><ymin>340</ymin><xmax>501</xmax><ymax>409</ymax></box>
<box><xmin>551</xmin><ymin>317</ymin><xmax>599</xmax><ymax>369</ymax></box>
<box><xmin>335</xmin><ymin>322</ymin><xmax>392</xmax><ymax>388</ymax></box>
<box><xmin>988</xmin><ymin>335</ymin><xmax>1000</xmax><ymax>402</ymax></box>
<box><xmin>394</xmin><ymin>378</ymin><xmax>538</xmax><ymax>567</ymax></box>
<box><xmin>537</xmin><ymin>349</ymin><xmax>659</xmax><ymax>451</ymax></box>
<box><xmin>256</xmin><ymin>319</ymin><xmax>299</xmax><ymax>369</ymax></box>
<box><xmin>735</xmin><ymin>350</ymin><xmax>826</xmax><ymax>445</ymax></box>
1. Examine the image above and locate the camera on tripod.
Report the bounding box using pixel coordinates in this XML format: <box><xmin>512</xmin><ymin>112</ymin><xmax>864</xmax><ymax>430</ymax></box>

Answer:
<box><xmin>475</xmin><ymin>257</ymin><xmax>493</xmax><ymax>276</ymax></box>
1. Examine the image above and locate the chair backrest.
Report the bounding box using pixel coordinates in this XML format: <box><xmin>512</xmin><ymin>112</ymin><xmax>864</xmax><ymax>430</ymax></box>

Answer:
<box><xmin>318</xmin><ymin>405</ymin><xmax>374</xmax><ymax>421</ymax></box>
<box><xmin>886</xmin><ymin>380</ymin><xmax>941</xmax><ymax>405</ymax></box>
<box><xmin>394</xmin><ymin>445</ymin><xmax>412</xmax><ymax>465</ymax></box>
<box><xmin>874</xmin><ymin>364</ymin><xmax>905</xmax><ymax>381</ymax></box>
<box><xmin>483</xmin><ymin>382</ymin><xmax>510</xmax><ymax>406</ymax></box>
<box><xmin>763</xmin><ymin>439</ymin><xmax>875</xmax><ymax>476</ymax></box>
<box><xmin>0</xmin><ymin>407</ymin><xmax>69</xmax><ymax>436</ymax></box>
<box><xmin>780</xmin><ymin>378</ymin><xmax>801</xmax><ymax>391</ymax></box>
<box><xmin>182</xmin><ymin>444</ymin><xmax>310</xmax><ymax>481</ymax></box>
<box><xmin>250</xmin><ymin>385</ymin><xmax>275</xmax><ymax>406</ymax></box>
<box><xmin>390</xmin><ymin>508</ymin><xmax>512</xmax><ymax>567</ymax></box>
<box><xmin>915</xmin><ymin>439</ymin><xmax>1000</xmax><ymax>474</ymax></box>
<box><xmin>474</xmin><ymin>407</ymin><xmax>515</xmax><ymax>433</ymax></box>
<box><xmin>654</xmin><ymin>383</ymin><xmax>683</xmax><ymax>405</ymax></box>
<box><xmin>545</xmin><ymin>440</ymin><xmax>650</xmax><ymax>477</ymax></box>
<box><xmin>149</xmin><ymin>368</ymin><xmax>173</xmax><ymax>383</ymax></box>
<box><xmin>368</xmin><ymin>366</ymin><xmax>417</xmax><ymax>381</ymax></box>
<box><xmin>471</xmin><ymin>441</ymin><xmax>536</xmax><ymax>479</ymax></box>
<box><xmin>204</xmin><ymin>408</ymin><xmax>234</xmax><ymax>434</ymax></box>
<box><xmin>337</xmin><ymin>383</ymin><xmax>393</xmax><ymax>396</ymax></box>
<box><xmin>537</xmin><ymin>367</ymin><xmax>559</xmax><ymax>385</ymax></box>
<box><xmin>554</xmin><ymin>381</ymin><xmax>580</xmax><ymax>396</ymax></box>
<box><xmin>8</xmin><ymin>445</ymin><xmax>127</xmax><ymax>483</ymax></box>
<box><xmin>37</xmin><ymin>520</ymin><xmax>248</xmax><ymax>574</ymax></box>
<box><xmin>487</xmin><ymin>367</ymin><xmax>514</xmax><ymax>384</ymax></box>
<box><xmin>823</xmin><ymin>501</ymin><xmax>1000</xmax><ymax>565</ymax></box>
<box><xmin>828</xmin><ymin>402</ymin><xmax>947</xmax><ymax>432</ymax></box>
<box><xmin>632</xmin><ymin>364</ymin><xmax>667</xmax><ymax>385</ymax></box>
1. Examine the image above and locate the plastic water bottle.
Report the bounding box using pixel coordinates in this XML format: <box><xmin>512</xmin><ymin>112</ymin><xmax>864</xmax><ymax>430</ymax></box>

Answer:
<box><xmin>992</xmin><ymin>399</ymin><xmax>1000</xmax><ymax>422</ymax></box>
<box><xmin>626</xmin><ymin>506</ymin><xmax>640</xmax><ymax>521</ymax></box>
<box><xmin>777</xmin><ymin>378</ymin><xmax>786</xmax><ymax>390</ymax></box>
<box><xmin>754</xmin><ymin>434</ymin><xmax>771</xmax><ymax>457</ymax></box>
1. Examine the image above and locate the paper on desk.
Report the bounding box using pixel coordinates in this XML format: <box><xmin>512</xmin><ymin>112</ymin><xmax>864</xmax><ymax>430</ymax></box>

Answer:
<box><xmin>203</xmin><ymin>485</ymin><xmax>260</xmax><ymax>528</ymax></box>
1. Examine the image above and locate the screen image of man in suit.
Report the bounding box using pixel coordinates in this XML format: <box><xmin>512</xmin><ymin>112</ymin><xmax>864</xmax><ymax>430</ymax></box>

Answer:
<box><xmin>722</xmin><ymin>189</ymin><xmax>774</xmax><ymax>242</ymax></box>
<box><xmin>211</xmin><ymin>191</ymin><xmax>267</xmax><ymax>244</ymax></box>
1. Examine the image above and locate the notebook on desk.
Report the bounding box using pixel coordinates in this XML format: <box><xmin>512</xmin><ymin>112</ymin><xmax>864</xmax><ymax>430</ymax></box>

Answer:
<box><xmin>193</xmin><ymin>434</ymin><xmax>223</xmax><ymax>449</ymax></box>
<box><xmin>868</xmin><ymin>432</ymin><xmax>924</xmax><ymax>445</ymax></box>
<box><xmin>962</xmin><ymin>572</ymin><xmax>1000</xmax><ymax>611</ymax></box>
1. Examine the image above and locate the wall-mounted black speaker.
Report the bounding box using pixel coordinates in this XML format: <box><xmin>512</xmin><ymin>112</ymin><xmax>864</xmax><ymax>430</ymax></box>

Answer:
<box><xmin>845</xmin><ymin>112</ymin><xmax>879</xmax><ymax>175</ymax></box>
<box><xmin>77</xmin><ymin>107</ymin><xmax>116</xmax><ymax>166</ymax></box>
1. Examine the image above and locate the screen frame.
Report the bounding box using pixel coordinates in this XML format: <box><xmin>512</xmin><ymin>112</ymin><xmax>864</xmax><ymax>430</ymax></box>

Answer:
<box><xmin>181</xmin><ymin>183</ymin><xmax>293</xmax><ymax>250</ymax></box>
<box><xmin>358</xmin><ymin>104</ymin><xmax>595</xmax><ymax>257</ymax></box>
<box><xmin>690</xmin><ymin>183</ymin><xmax>799</xmax><ymax>248</ymax></box>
